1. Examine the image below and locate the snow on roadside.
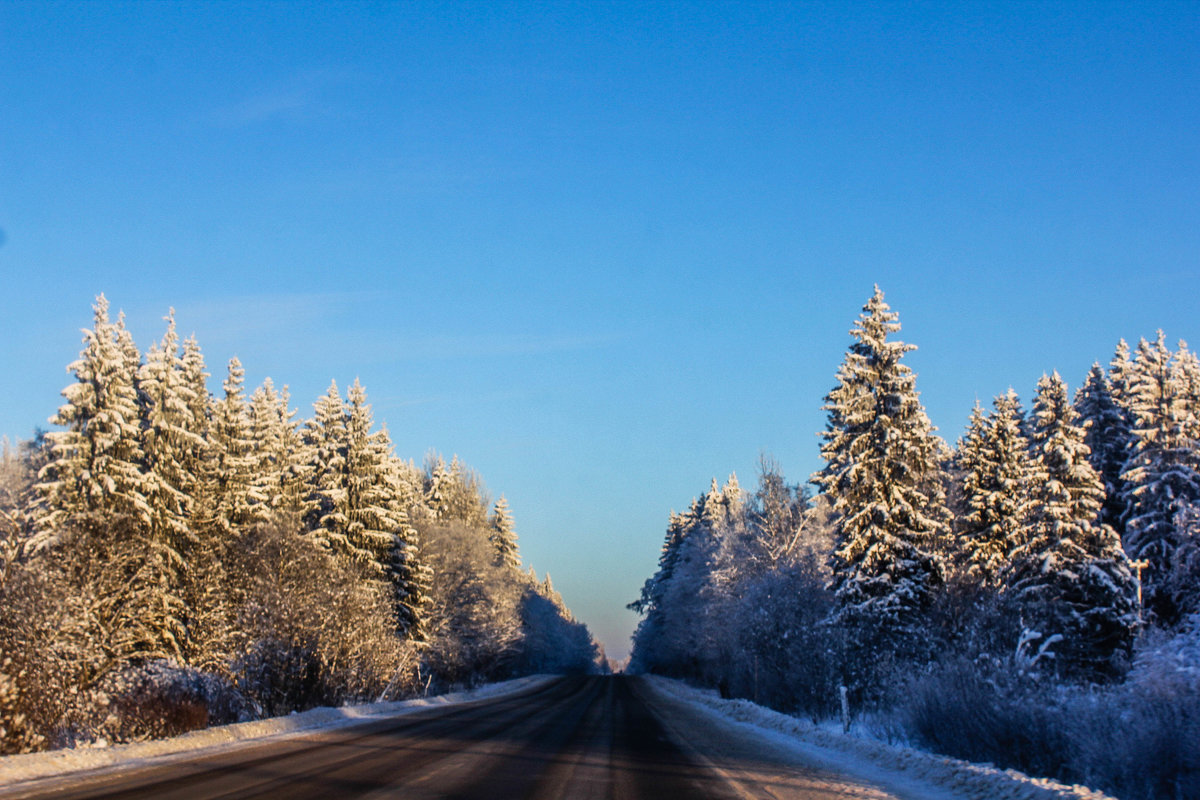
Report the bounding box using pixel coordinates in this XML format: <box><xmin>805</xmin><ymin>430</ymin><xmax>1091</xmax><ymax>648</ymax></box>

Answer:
<box><xmin>0</xmin><ymin>675</ymin><xmax>556</xmax><ymax>789</ymax></box>
<box><xmin>645</xmin><ymin>676</ymin><xmax>1116</xmax><ymax>800</ymax></box>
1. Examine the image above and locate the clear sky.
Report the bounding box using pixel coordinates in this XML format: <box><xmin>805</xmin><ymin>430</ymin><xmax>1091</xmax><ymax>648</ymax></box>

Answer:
<box><xmin>1</xmin><ymin>1</ymin><xmax>1196</xmax><ymax>661</ymax></box>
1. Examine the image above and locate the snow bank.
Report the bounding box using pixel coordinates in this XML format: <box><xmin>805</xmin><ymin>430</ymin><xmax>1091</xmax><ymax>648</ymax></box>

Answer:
<box><xmin>0</xmin><ymin>675</ymin><xmax>555</xmax><ymax>788</ymax></box>
<box><xmin>645</xmin><ymin>676</ymin><xmax>1116</xmax><ymax>800</ymax></box>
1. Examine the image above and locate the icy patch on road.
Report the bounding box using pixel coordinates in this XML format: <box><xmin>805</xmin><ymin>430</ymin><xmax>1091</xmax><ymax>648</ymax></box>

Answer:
<box><xmin>0</xmin><ymin>675</ymin><xmax>555</xmax><ymax>790</ymax></box>
<box><xmin>645</xmin><ymin>676</ymin><xmax>1115</xmax><ymax>800</ymax></box>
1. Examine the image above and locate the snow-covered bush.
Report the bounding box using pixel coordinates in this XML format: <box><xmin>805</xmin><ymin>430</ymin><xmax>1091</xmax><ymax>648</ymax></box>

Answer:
<box><xmin>900</xmin><ymin>656</ymin><xmax>1072</xmax><ymax>781</ymax></box>
<box><xmin>1064</xmin><ymin>620</ymin><xmax>1200</xmax><ymax>800</ymax></box>
<box><xmin>84</xmin><ymin>660</ymin><xmax>245</xmax><ymax>744</ymax></box>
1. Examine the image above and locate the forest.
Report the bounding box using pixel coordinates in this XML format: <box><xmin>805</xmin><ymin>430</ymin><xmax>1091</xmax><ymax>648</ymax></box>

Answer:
<box><xmin>629</xmin><ymin>287</ymin><xmax>1200</xmax><ymax>800</ymax></box>
<box><xmin>0</xmin><ymin>295</ymin><xmax>602</xmax><ymax>754</ymax></box>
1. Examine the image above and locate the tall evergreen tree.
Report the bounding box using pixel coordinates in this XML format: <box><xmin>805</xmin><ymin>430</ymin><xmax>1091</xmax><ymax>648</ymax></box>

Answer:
<box><xmin>813</xmin><ymin>287</ymin><xmax>949</xmax><ymax>640</ymax></box>
<box><xmin>36</xmin><ymin>295</ymin><xmax>151</xmax><ymax>541</ymax></box>
<box><xmin>340</xmin><ymin>379</ymin><xmax>405</xmax><ymax>573</ymax></box>
<box><xmin>305</xmin><ymin>380</ymin><xmax>348</xmax><ymax>540</ymax></box>
<box><xmin>138</xmin><ymin>310</ymin><xmax>204</xmax><ymax>553</ymax></box>
<box><xmin>1121</xmin><ymin>333</ymin><xmax>1200</xmax><ymax>624</ymax></box>
<box><xmin>956</xmin><ymin>391</ymin><xmax>1034</xmax><ymax>587</ymax></box>
<box><xmin>384</xmin><ymin>452</ymin><xmax>429</xmax><ymax>641</ymax></box>
<box><xmin>208</xmin><ymin>357</ymin><xmax>256</xmax><ymax>536</ymax></box>
<box><xmin>1006</xmin><ymin>372</ymin><xmax>1139</xmax><ymax>676</ymax></box>
<box><xmin>1074</xmin><ymin>363</ymin><xmax>1133</xmax><ymax>534</ymax></box>
<box><xmin>489</xmin><ymin>496</ymin><xmax>519</xmax><ymax>569</ymax></box>
<box><xmin>1108</xmin><ymin>339</ymin><xmax>1137</xmax><ymax>412</ymax></box>
<box><xmin>248</xmin><ymin>379</ymin><xmax>311</xmax><ymax>526</ymax></box>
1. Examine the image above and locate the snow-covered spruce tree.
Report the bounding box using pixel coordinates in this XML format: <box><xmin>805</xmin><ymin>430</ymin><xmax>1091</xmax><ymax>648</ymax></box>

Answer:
<box><xmin>1074</xmin><ymin>362</ymin><xmax>1133</xmax><ymax>535</ymax></box>
<box><xmin>1176</xmin><ymin>342</ymin><xmax>1200</xmax><ymax>442</ymax></box>
<box><xmin>1108</xmin><ymin>339</ymin><xmax>1137</xmax><ymax>413</ymax></box>
<box><xmin>1005</xmin><ymin>372</ymin><xmax>1139</xmax><ymax>678</ymax></box>
<box><xmin>955</xmin><ymin>391</ymin><xmax>1034</xmax><ymax>588</ymax></box>
<box><xmin>304</xmin><ymin>379</ymin><xmax>426</xmax><ymax>638</ymax></box>
<box><xmin>308</xmin><ymin>380</ymin><xmax>392</xmax><ymax>571</ymax></box>
<box><xmin>37</xmin><ymin>298</ymin><xmax>190</xmax><ymax>665</ymax></box>
<box><xmin>138</xmin><ymin>310</ymin><xmax>205</xmax><ymax>554</ymax></box>
<box><xmin>812</xmin><ymin>287</ymin><xmax>949</xmax><ymax>670</ymax></box>
<box><xmin>207</xmin><ymin>357</ymin><xmax>257</xmax><ymax>536</ymax></box>
<box><xmin>385</xmin><ymin>459</ymin><xmax>429</xmax><ymax>642</ymax></box>
<box><xmin>305</xmin><ymin>380</ymin><xmax>348</xmax><ymax>539</ymax></box>
<box><xmin>489</xmin><ymin>495</ymin><xmax>519</xmax><ymax>569</ymax></box>
<box><xmin>1121</xmin><ymin>333</ymin><xmax>1200</xmax><ymax>625</ymax></box>
<box><xmin>248</xmin><ymin>379</ymin><xmax>312</xmax><ymax>527</ymax></box>
<box><xmin>36</xmin><ymin>295</ymin><xmax>151</xmax><ymax>541</ymax></box>
<box><xmin>424</xmin><ymin>455</ymin><xmax>448</xmax><ymax>522</ymax></box>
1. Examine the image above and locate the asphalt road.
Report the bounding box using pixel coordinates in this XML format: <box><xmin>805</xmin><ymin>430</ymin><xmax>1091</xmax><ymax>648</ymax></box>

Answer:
<box><xmin>2</xmin><ymin>676</ymin><xmax>909</xmax><ymax>799</ymax></box>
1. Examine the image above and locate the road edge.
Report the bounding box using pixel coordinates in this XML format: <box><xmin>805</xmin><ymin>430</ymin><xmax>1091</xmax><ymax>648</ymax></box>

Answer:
<box><xmin>641</xmin><ymin>675</ymin><xmax>1117</xmax><ymax>800</ymax></box>
<box><xmin>0</xmin><ymin>674</ymin><xmax>558</xmax><ymax>790</ymax></box>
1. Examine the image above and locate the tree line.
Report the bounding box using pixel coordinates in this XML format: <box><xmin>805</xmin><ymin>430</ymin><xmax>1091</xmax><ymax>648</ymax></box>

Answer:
<box><xmin>0</xmin><ymin>295</ymin><xmax>601</xmax><ymax>754</ymax></box>
<box><xmin>628</xmin><ymin>287</ymin><xmax>1200</xmax><ymax>800</ymax></box>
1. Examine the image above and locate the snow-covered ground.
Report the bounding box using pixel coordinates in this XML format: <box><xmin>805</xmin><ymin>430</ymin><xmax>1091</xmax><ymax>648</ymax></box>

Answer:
<box><xmin>0</xmin><ymin>675</ymin><xmax>555</xmax><ymax>790</ymax></box>
<box><xmin>645</xmin><ymin>676</ymin><xmax>1116</xmax><ymax>800</ymax></box>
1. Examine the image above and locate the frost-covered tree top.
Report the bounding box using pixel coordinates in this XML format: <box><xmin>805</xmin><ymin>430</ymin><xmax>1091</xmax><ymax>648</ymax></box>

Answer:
<box><xmin>813</xmin><ymin>286</ymin><xmax>948</xmax><ymax>628</ymax></box>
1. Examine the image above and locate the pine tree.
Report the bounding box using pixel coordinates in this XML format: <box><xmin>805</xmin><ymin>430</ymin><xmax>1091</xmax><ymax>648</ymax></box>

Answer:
<box><xmin>1121</xmin><ymin>333</ymin><xmax>1200</xmax><ymax>624</ymax></box>
<box><xmin>489</xmin><ymin>495</ymin><xmax>519</xmax><ymax>569</ymax></box>
<box><xmin>1074</xmin><ymin>362</ymin><xmax>1132</xmax><ymax>535</ymax></box>
<box><xmin>956</xmin><ymin>391</ymin><xmax>1034</xmax><ymax>587</ymax></box>
<box><xmin>813</xmin><ymin>287</ymin><xmax>949</xmax><ymax>641</ymax></box>
<box><xmin>36</xmin><ymin>295</ymin><xmax>151</xmax><ymax>540</ymax></box>
<box><xmin>1006</xmin><ymin>372</ymin><xmax>1139</xmax><ymax>677</ymax></box>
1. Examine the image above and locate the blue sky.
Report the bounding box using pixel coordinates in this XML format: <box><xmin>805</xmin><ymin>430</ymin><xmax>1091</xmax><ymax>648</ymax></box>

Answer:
<box><xmin>1</xmin><ymin>1</ymin><xmax>1196</xmax><ymax>660</ymax></box>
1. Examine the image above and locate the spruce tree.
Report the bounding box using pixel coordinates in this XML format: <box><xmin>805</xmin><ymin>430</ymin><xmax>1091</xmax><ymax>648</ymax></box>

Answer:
<box><xmin>341</xmin><ymin>379</ymin><xmax>404</xmax><ymax>573</ymax></box>
<box><xmin>1074</xmin><ymin>363</ymin><xmax>1132</xmax><ymax>534</ymax></box>
<box><xmin>489</xmin><ymin>496</ymin><xmax>519</xmax><ymax>569</ymax></box>
<box><xmin>385</xmin><ymin>454</ymin><xmax>429</xmax><ymax>640</ymax></box>
<box><xmin>306</xmin><ymin>381</ymin><xmax>349</xmax><ymax>549</ymax></box>
<box><xmin>36</xmin><ymin>295</ymin><xmax>151</xmax><ymax>540</ymax></box>
<box><xmin>1121</xmin><ymin>333</ymin><xmax>1200</xmax><ymax>624</ymax></box>
<box><xmin>248</xmin><ymin>380</ymin><xmax>311</xmax><ymax>527</ymax></box>
<box><xmin>208</xmin><ymin>358</ymin><xmax>256</xmax><ymax>536</ymax></box>
<box><xmin>138</xmin><ymin>310</ymin><xmax>204</xmax><ymax>553</ymax></box>
<box><xmin>1006</xmin><ymin>372</ymin><xmax>1139</xmax><ymax>677</ymax></box>
<box><xmin>813</xmin><ymin>287</ymin><xmax>949</xmax><ymax>642</ymax></box>
<box><xmin>1108</xmin><ymin>339</ymin><xmax>1137</xmax><ymax>412</ymax></box>
<box><xmin>956</xmin><ymin>391</ymin><xmax>1034</xmax><ymax>587</ymax></box>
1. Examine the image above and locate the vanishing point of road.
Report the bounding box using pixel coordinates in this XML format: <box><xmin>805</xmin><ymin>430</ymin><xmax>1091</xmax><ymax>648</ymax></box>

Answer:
<box><xmin>1</xmin><ymin>676</ymin><xmax>926</xmax><ymax>799</ymax></box>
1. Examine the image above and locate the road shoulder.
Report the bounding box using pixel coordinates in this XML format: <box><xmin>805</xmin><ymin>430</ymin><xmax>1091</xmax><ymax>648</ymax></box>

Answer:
<box><xmin>0</xmin><ymin>675</ymin><xmax>557</xmax><ymax>792</ymax></box>
<box><xmin>640</xmin><ymin>675</ymin><xmax>1115</xmax><ymax>800</ymax></box>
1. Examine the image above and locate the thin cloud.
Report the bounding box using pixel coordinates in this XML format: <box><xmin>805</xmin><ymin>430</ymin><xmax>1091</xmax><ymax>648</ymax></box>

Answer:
<box><xmin>203</xmin><ymin>69</ymin><xmax>354</xmax><ymax>128</ymax></box>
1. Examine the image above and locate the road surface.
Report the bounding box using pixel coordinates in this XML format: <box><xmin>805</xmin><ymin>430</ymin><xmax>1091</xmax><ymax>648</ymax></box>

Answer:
<box><xmin>1</xmin><ymin>676</ymin><xmax>920</xmax><ymax>799</ymax></box>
